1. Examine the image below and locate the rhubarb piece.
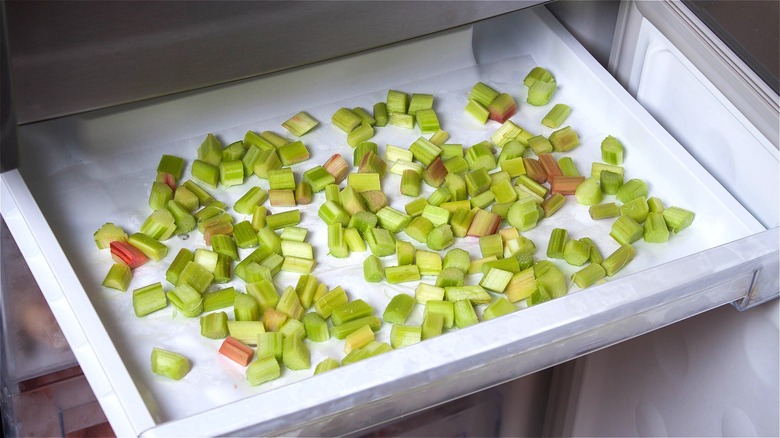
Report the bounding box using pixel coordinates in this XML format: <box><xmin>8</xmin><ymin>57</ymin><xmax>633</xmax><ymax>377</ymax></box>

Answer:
<box><xmin>424</xmin><ymin>300</ymin><xmax>454</xmax><ymax>328</ymax></box>
<box><xmin>389</xmin><ymin>159</ymin><xmax>425</xmax><ymax>176</ymax></box>
<box><xmin>427</xmin><ymin>186</ymin><xmax>452</xmax><ymax>207</ymax></box>
<box><xmin>407</xmin><ymin>93</ymin><xmax>434</xmax><ymax>115</ymax></box>
<box><xmin>465</xmin><ymin>168</ymin><xmax>492</xmax><ymax>197</ymax></box>
<box><xmin>376</xmin><ymin>207</ymin><xmax>412</xmax><ymax>233</ymax></box>
<box><xmin>541</xmin><ymin>193</ymin><xmax>566</xmax><ymax>218</ymax></box>
<box><xmin>663</xmin><ymin>206</ymin><xmax>695</xmax><ymax>233</ymax></box>
<box><xmin>386</xmin><ymin>89</ymin><xmax>409</xmax><ymax>114</ymax></box>
<box><xmin>242</xmin><ymin>144</ymin><xmax>265</xmax><ymax>176</ymax></box>
<box><xmin>601</xmin><ymin>135</ymin><xmax>624</xmax><ymax>165</ymax></box>
<box><xmin>401</xmin><ymin>169</ymin><xmax>422</xmax><ymax>197</ymax></box>
<box><xmin>140</xmin><ymin>209</ymin><xmax>177</xmax><ymax>241</ymax></box>
<box><xmin>404</xmin><ymin>216</ymin><xmax>434</xmax><ymax>244</ymax></box>
<box><xmin>396</xmin><ymin>240</ymin><xmax>415</xmax><ymax>266</ymax></box>
<box><xmin>404</xmin><ymin>198</ymin><xmax>428</xmax><ymax>218</ymax></box>
<box><xmin>344</xmin><ymin>324</ymin><xmax>374</xmax><ymax>353</ymax></box>
<box><xmin>504</xmin><ymin>268</ymin><xmax>536</xmax><ymax>303</ymax></box>
<box><xmin>276</xmin><ymin>286</ymin><xmax>304</xmax><ymax>320</ymax></box>
<box><xmin>386</xmin><ymin>144</ymin><xmax>414</xmax><ymax>163</ymax></box>
<box><xmin>366</xmin><ymin>227</ymin><xmax>396</xmax><ymax>256</ymax></box>
<box><xmin>243</xmin><ymin>131</ymin><xmax>275</xmax><ymax>151</ymax></box>
<box><xmin>450</xmin><ymin>207</ymin><xmax>477</xmax><ymax>238</ymax></box>
<box><xmin>342</xmin><ymin>341</ymin><xmax>392</xmax><ymax>365</ymax></box>
<box><xmin>548</xmin><ymin>126</ymin><xmax>580</xmax><ymax>152</ymax></box>
<box><xmin>385</xmin><ymin>265</ymin><xmax>421</xmax><ymax>284</ymax></box>
<box><xmin>221</xmin><ymin>141</ymin><xmax>245</xmax><ymax>162</ymax></box>
<box><xmin>246</xmin><ymin>354</ymin><xmax>281</xmax><ymax>386</ymax></box>
<box><xmin>212</xmin><ymin>254</ymin><xmax>232</xmax><ymax>284</ymax></box>
<box><xmin>383</xmin><ymin>293</ymin><xmax>415</xmax><ymax>325</ymax></box>
<box><xmin>352</xmin><ymin>107</ymin><xmax>376</xmax><ymax>126</ymax></box>
<box><xmin>198</xmin><ymin>133</ymin><xmax>222</xmax><ymax>166</ymax></box>
<box><xmin>282</xmin><ymin>111</ymin><xmax>318</xmax><ymax>136</ymax></box>
<box><xmin>328</xmin><ymin>223</ymin><xmax>349</xmax><ymax>258</ymax></box>
<box><xmin>454</xmin><ymin>299</ymin><xmax>478</xmax><ymax>328</ymax></box>
<box><xmin>469</xmin><ymin>82</ymin><xmax>500</xmax><ymax>107</ymax></box>
<box><xmin>435</xmin><ymin>267</ymin><xmax>465</xmax><ymax>288</ymax></box>
<box><xmin>427</xmin><ymin>224</ymin><xmax>455</xmax><ymax>251</ymax></box>
<box><xmin>233</xmin><ymin>293</ymin><xmax>260</xmax><ymax>322</ymax></box>
<box><xmin>149</xmin><ymin>181</ymin><xmax>173</xmax><ymax>211</ymax></box>
<box><xmin>542</xmin><ymin>103</ymin><xmax>571</xmax><ymax>128</ymax></box>
<box><xmin>269</xmin><ymin>190</ymin><xmax>295</xmax><ymax>206</ymax></box>
<box><xmin>110</xmin><ymin>240</ymin><xmax>149</xmax><ymax>270</ymax></box>
<box><xmin>331</xmin><ymin>299</ymin><xmax>374</xmax><ymax>326</ymax></box>
<box><xmin>348</xmin><ymin>172</ymin><xmax>381</xmax><ymax>192</ymax></box>
<box><xmin>303</xmin><ymin>312</ymin><xmax>329</xmax><ymax>342</ymax></box>
<box><xmin>390</xmin><ymin>324</ymin><xmax>421</xmax><ymax>348</ymax></box>
<box><xmin>388</xmin><ymin>112</ymin><xmax>415</xmax><ymax>129</ymax></box>
<box><xmin>133</xmin><ymin>282</ymin><xmax>167</xmax><ymax>317</ymax></box>
<box><xmin>373</xmin><ymin>102</ymin><xmax>388</xmax><ymax>127</ymax></box>
<box><xmin>314</xmin><ymin>358</ymin><xmax>342</xmax><ymax>374</ymax></box>
<box><xmin>482</xmin><ymin>297</ymin><xmax>517</xmax><ymax>320</ymax></box>
<box><xmin>610</xmin><ymin>215</ymin><xmax>644</xmax><ymax>245</ymax></box>
<box><xmin>201</xmin><ymin>312</ymin><xmax>229</xmax><ymax>339</ymax></box>
<box><xmin>492</xmin><ymin>120</ymin><xmax>528</xmax><ymax>147</ymax></box>
<box><xmin>261</xmin><ymin>309</ymin><xmax>287</xmax><ymax>332</ymax></box>
<box><xmin>551</xmin><ymin>175</ymin><xmax>586</xmax><ymax>195</ymax></box>
<box><xmin>354</xmin><ymin>141</ymin><xmax>378</xmax><ymax>165</ymax></box>
<box><xmin>331</xmin><ymin>315</ymin><xmax>382</xmax><ymax>339</ymax></box>
<box><xmin>361</xmin><ymin>190</ymin><xmax>388</xmax><ymax>213</ymax></box>
<box><xmin>414</xmin><ymin>283</ymin><xmax>444</xmax><ymax>304</ymax></box>
<box><xmin>203</xmin><ymin>287</ymin><xmax>237</xmax><ymax>312</ymax></box>
<box><xmin>416</xmin><ymin>108</ymin><xmax>441</xmax><ymax>133</ymax></box>
<box><xmin>644</xmin><ymin>211</ymin><xmax>670</xmax><ymax>243</ymax></box>
<box><xmin>349</xmin><ymin>210</ymin><xmax>378</xmax><ymax>237</ymax></box>
<box><xmin>546</xmin><ymin>228</ymin><xmax>568</xmax><ymax>259</ymax></box>
<box><xmin>102</xmin><ymin>263</ymin><xmax>133</xmax><ymax>291</ymax></box>
<box><xmin>490</xmin><ymin>179</ymin><xmax>517</xmax><ymax>204</ymax></box>
<box><xmin>620</xmin><ymin>197</ymin><xmax>650</xmax><ymax>223</ymax></box>
<box><xmin>280</xmin><ymin>226</ymin><xmax>307</xmax><ymax>243</ymax></box>
<box><xmin>572</xmin><ymin>264</ymin><xmax>606</xmax><ymax>289</ymax></box>
<box><xmin>429</xmin><ymin>129</ymin><xmax>449</xmax><ymax>146</ymax></box>
<box><xmin>409</xmin><ymin>137</ymin><xmax>442</xmax><ymax>167</ymax></box>
<box><xmin>522</xmin><ymin>158</ymin><xmax>547</xmax><ymax>184</ymax></box>
<box><xmin>157</xmin><ymin>154</ymin><xmax>185</xmax><ymax>181</ymax></box>
<box><xmin>294</xmin><ymin>275</ymin><xmax>319</xmax><ymax>309</ymax></box>
<box><xmin>591</xmin><ymin>162</ymin><xmax>625</xmax><ymax>180</ymax></box>
<box><xmin>443</xmin><ymin>155</ymin><xmax>470</xmax><ymax>176</ymax></box>
<box><xmin>344</xmin><ymin>228</ymin><xmax>366</xmax><ymax>252</ymax></box>
<box><xmin>325</xmin><ymin>184</ymin><xmax>341</xmax><ymax>205</ymax></box>
<box><xmin>339</xmin><ymin>186</ymin><xmax>367</xmax><ymax>216</ymax></box>
<box><xmin>166</xmin><ymin>200</ymin><xmax>196</xmax><ymax>235</ymax></box>
<box><xmin>487</xmin><ymin>92</ymin><xmax>517</xmax><ymax>123</ymax></box>
<box><xmin>314</xmin><ymin>286</ymin><xmax>349</xmax><ymax>319</ymax></box>
<box><xmin>422</xmin><ymin>157</ymin><xmax>448</xmax><ymax>188</ymax></box>
<box><xmin>253</xmin><ymin>149</ymin><xmax>282</xmax><ymax>179</ymax></box>
<box><xmin>507</xmin><ymin>198</ymin><xmax>540</xmax><ymax>231</ymax></box>
<box><xmin>516</xmin><ymin>174</ymin><xmax>548</xmax><ymax>198</ymax></box>
<box><xmin>268</xmin><ymin>168</ymin><xmax>295</xmax><ymax>190</ymax></box>
<box><xmin>295</xmin><ymin>181</ymin><xmax>313</xmax><ymax>205</ymax></box>
<box><xmin>416</xmin><ymin>250</ymin><xmax>443</xmax><ymax>277</ymax></box>
<box><xmin>588</xmin><ymin>202</ymin><xmax>620</xmax><ymax>220</ymax></box>
<box><xmin>616</xmin><ymin>178</ymin><xmax>648</xmax><ymax>204</ymax></box>
<box><xmin>277</xmin><ymin>140</ymin><xmax>310</xmax><ymax>166</ymax></box>
<box><xmin>575</xmin><ymin>177</ymin><xmax>603</xmax><ymax>206</ymax></box>
<box><xmin>232</xmin><ymin>221</ymin><xmax>258</xmax><ymax>249</ymax></box>
<box><xmin>465</xmin><ymin>141</ymin><xmax>496</xmax><ymax>171</ymax></box>
<box><xmin>332</xmin><ymin>107</ymin><xmax>362</xmax><ymax>133</ymax></box>
<box><xmin>263</xmin><ymin>210</ymin><xmax>299</xmax><ymax>232</ymax></box>
<box><xmin>194</xmin><ymin>248</ymin><xmax>219</xmax><ymax>273</ymax></box>
<box><xmin>281</xmin><ymin>240</ymin><xmax>314</xmax><ymax>260</ymax></box>
<box><xmin>467</xmin><ymin>209</ymin><xmax>501</xmax><ymax>237</ymax></box>
<box><xmin>127</xmin><ymin>232</ymin><xmax>168</xmax><ymax>261</ymax></box>
<box><xmin>599</xmin><ymin>170</ymin><xmax>624</xmax><ymax>195</ymax></box>
<box><xmin>94</xmin><ymin>223</ymin><xmax>129</xmax><ymax>250</ymax></box>
<box><xmin>440</xmin><ymin>248</ymin><xmax>468</xmax><ymax>273</ymax></box>
<box><xmin>602</xmin><ymin>244</ymin><xmax>636</xmax><ymax>277</ymax></box>
<box><xmin>219</xmin><ymin>336</ymin><xmax>254</xmax><ymax>366</ymax></box>
<box><xmin>422</xmin><ymin>204</ymin><xmax>451</xmax><ymax>227</ymax></box>
<box><xmin>563</xmin><ymin>239</ymin><xmax>591</xmax><ymax>267</ymax></box>
<box><xmin>347</xmin><ymin>124</ymin><xmax>375</xmax><ymax>148</ymax></box>
<box><xmin>219</xmin><ymin>160</ymin><xmax>244</xmax><ymax>187</ymax></box>
<box><xmin>151</xmin><ymin>347</ymin><xmax>191</xmax><ymax>381</ymax></box>
<box><xmin>527</xmin><ymin>79</ymin><xmax>556</xmax><ymax>106</ymax></box>
<box><xmin>178</xmin><ymin>261</ymin><xmax>214</xmax><ymax>293</ymax></box>
<box><xmin>480</xmin><ymin>257</ymin><xmax>521</xmax><ymax>275</ymax></box>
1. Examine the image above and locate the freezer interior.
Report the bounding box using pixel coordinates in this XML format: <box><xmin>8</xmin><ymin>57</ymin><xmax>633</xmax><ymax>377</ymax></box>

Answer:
<box><xmin>1</xmin><ymin>1</ymin><xmax>777</xmax><ymax>436</ymax></box>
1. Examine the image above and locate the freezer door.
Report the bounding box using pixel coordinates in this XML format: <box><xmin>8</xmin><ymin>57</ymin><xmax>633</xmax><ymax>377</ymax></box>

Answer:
<box><xmin>560</xmin><ymin>1</ymin><xmax>779</xmax><ymax>436</ymax></box>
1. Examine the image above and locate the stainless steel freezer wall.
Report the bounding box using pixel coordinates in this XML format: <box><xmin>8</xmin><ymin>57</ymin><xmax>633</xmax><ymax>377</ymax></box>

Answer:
<box><xmin>3</xmin><ymin>0</ymin><xmax>543</xmax><ymax>124</ymax></box>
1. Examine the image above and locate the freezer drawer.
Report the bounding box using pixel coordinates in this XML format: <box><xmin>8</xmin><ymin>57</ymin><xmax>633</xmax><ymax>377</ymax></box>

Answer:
<box><xmin>1</xmin><ymin>4</ymin><xmax>777</xmax><ymax>436</ymax></box>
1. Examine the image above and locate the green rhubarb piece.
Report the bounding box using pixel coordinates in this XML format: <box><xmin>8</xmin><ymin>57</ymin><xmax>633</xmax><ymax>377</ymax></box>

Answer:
<box><xmin>469</xmin><ymin>82</ymin><xmax>499</xmax><ymax>107</ymax></box>
<box><xmin>443</xmin><ymin>155</ymin><xmax>470</xmax><ymax>176</ymax></box>
<box><xmin>644</xmin><ymin>211</ymin><xmax>670</xmax><ymax>243</ymax></box>
<box><xmin>563</xmin><ymin>239</ymin><xmax>590</xmax><ymax>267</ymax></box>
<box><xmin>424</xmin><ymin>300</ymin><xmax>454</xmax><ymax>329</ymax></box>
<box><xmin>389</xmin><ymin>112</ymin><xmax>415</xmax><ymax>129</ymax></box>
<box><xmin>347</xmin><ymin>124</ymin><xmax>375</xmax><ymax>148</ymax></box>
<box><xmin>256</xmin><ymin>227</ymin><xmax>281</xmax><ymax>255</ymax></box>
<box><xmin>390</xmin><ymin>324</ymin><xmax>422</xmax><ymax>348</ymax></box>
<box><xmin>385</xmin><ymin>265</ymin><xmax>421</xmax><ymax>284</ymax></box>
<box><xmin>342</xmin><ymin>341</ymin><xmax>392</xmax><ymax>365</ymax></box>
<box><xmin>221</xmin><ymin>141</ymin><xmax>245</xmax><ymax>162</ymax></box>
<box><xmin>589</xmin><ymin>202</ymin><xmax>620</xmax><ymax>220</ymax></box>
<box><xmin>157</xmin><ymin>154</ymin><xmax>185</xmax><ymax>180</ymax></box>
<box><xmin>166</xmin><ymin>200</ymin><xmax>196</xmax><ymax>235</ymax></box>
<box><xmin>283</xmin><ymin>111</ymin><xmax>319</xmax><ymax>136</ymax></box>
<box><xmin>149</xmin><ymin>181</ymin><xmax>173</xmax><ymax>211</ymax></box>
<box><xmin>344</xmin><ymin>227</ymin><xmax>366</xmax><ymax>252</ymax></box>
<box><xmin>140</xmin><ymin>209</ymin><xmax>176</xmax><ymax>241</ymax></box>
<box><xmin>253</xmin><ymin>148</ymin><xmax>282</xmax><ymax>179</ymax></box>
<box><xmin>276</xmin><ymin>286</ymin><xmax>304</xmax><ymax>320</ymax></box>
<box><xmin>362</xmin><ymin>255</ymin><xmax>384</xmax><ymax>283</ymax></box>
<box><xmin>314</xmin><ymin>358</ymin><xmax>342</xmax><ymax>374</ymax></box>
<box><xmin>465</xmin><ymin>168</ymin><xmax>492</xmax><ymax>197</ymax></box>
<box><xmin>331</xmin><ymin>299</ymin><xmax>374</xmax><ymax>326</ymax></box>
<box><xmin>177</xmin><ymin>261</ymin><xmax>213</xmax><ymax>293</ymax></box>
<box><xmin>401</xmin><ymin>169</ymin><xmax>422</xmax><ymax>197</ymax></box>
<box><xmin>303</xmin><ymin>312</ymin><xmax>329</xmax><ymax>342</ymax></box>
<box><xmin>407</xmin><ymin>93</ymin><xmax>434</xmax><ymax>115</ymax></box>
<box><xmin>278</xmin><ymin>140</ymin><xmax>310</xmax><ymax>166</ymax></box>
<box><xmin>166</xmin><ymin>248</ymin><xmax>194</xmax><ymax>285</ymax></box>
<box><xmin>546</xmin><ymin>228</ymin><xmax>568</xmax><ymax>259</ymax></box>
<box><xmin>534</xmin><ymin>260</ymin><xmax>568</xmax><ymax>299</ymax></box>
<box><xmin>396</xmin><ymin>240</ymin><xmax>415</xmax><ymax>266</ymax></box>
<box><xmin>295</xmin><ymin>275</ymin><xmax>319</xmax><ymax>309</ymax></box>
<box><xmin>246</xmin><ymin>354</ymin><xmax>281</xmax><ymax>386</ymax></box>
<box><xmin>314</xmin><ymin>286</ymin><xmax>349</xmax><ymax>319</ymax></box>
<box><xmin>548</xmin><ymin>126</ymin><xmax>579</xmax><ymax>152</ymax></box>
<box><xmin>234</xmin><ymin>187</ymin><xmax>268</xmax><ymax>215</ymax></box>
<box><xmin>602</xmin><ymin>244</ymin><xmax>636</xmax><ymax>276</ymax></box>
<box><xmin>234</xmin><ymin>293</ymin><xmax>261</xmax><ymax>321</ymax></box>
<box><xmin>443</xmin><ymin>248</ymin><xmax>470</xmax><ymax>273</ymax></box>
<box><xmin>409</xmin><ymin>137</ymin><xmax>442</xmax><ymax>167</ymax></box>
<box><xmin>376</xmin><ymin>207</ymin><xmax>412</xmax><ymax>234</ymax></box>
<box><xmin>470</xmin><ymin>190</ymin><xmax>496</xmax><ymax>209</ymax></box>
<box><xmin>507</xmin><ymin>198</ymin><xmax>540</xmax><ymax>231</ymax></box>
<box><xmin>133</xmin><ymin>282</ymin><xmax>167</xmax><ymax>317</ymax></box>
<box><xmin>219</xmin><ymin>160</ymin><xmax>244</xmax><ymax>187</ymax></box>
<box><xmin>542</xmin><ymin>103</ymin><xmax>571</xmax><ymax>129</ymax></box>
<box><xmin>383</xmin><ymin>293</ymin><xmax>415</xmax><ymax>324</ymax></box>
<box><xmin>616</xmin><ymin>178</ymin><xmax>648</xmax><ymax>203</ymax></box>
<box><xmin>328</xmin><ymin>223</ymin><xmax>349</xmax><ymax>259</ymax></box>
<box><xmin>465</xmin><ymin>141</ymin><xmax>496</xmax><ymax>171</ymax></box>
<box><xmin>427</xmin><ymin>224</ymin><xmax>455</xmax><ymax>251</ymax></box>
<box><xmin>454</xmin><ymin>299</ymin><xmax>478</xmax><ymax>328</ymax></box>
<box><xmin>279</xmin><ymin>318</ymin><xmax>306</xmax><ymax>340</ymax></box>
<box><xmin>94</xmin><ymin>222</ymin><xmax>128</xmax><ymax>249</ymax></box>
<box><xmin>191</xmin><ymin>159</ymin><xmax>220</xmax><ymax>188</ymax></box>
<box><xmin>348</xmin><ymin>173</ymin><xmax>381</xmax><ymax>192</ymax></box>
<box><xmin>415</xmin><ymin>282</ymin><xmax>445</xmax><ymax>304</ymax></box>
<box><xmin>445</xmin><ymin>285</ymin><xmax>492</xmax><ymax>305</ymax></box>
<box><xmin>374</xmin><ymin>102</ymin><xmax>389</xmax><ymax>127</ymax></box>
<box><xmin>480</xmin><ymin>257</ymin><xmax>521</xmax><ymax>275</ymax></box>
<box><xmin>527</xmin><ymin>79</ymin><xmax>556</xmax><ymax>106</ymax></box>
<box><xmin>479</xmin><ymin>267</ymin><xmax>513</xmax><ymax>293</ymax></box>
<box><xmin>440</xmin><ymin>144</ymin><xmax>463</xmax><ymax>160</ymax></box>
<box><xmin>601</xmin><ymin>135</ymin><xmax>624</xmax><ymax>165</ymax></box>
<box><xmin>349</xmin><ymin>210</ymin><xmax>378</xmax><ymax>237</ymax></box>
<box><xmin>256</xmin><ymin>332</ymin><xmax>284</xmax><ymax>361</ymax></box>
<box><xmin>386</xmin><ymin>89</ymin><xmax>409</xmax><ymax>114</ymax></box>
<box><xmin>352</xmin><ymin>106</ymin><xmax>376</xmax><ymax>126</ymax></box>
<box><xmin>647</xmin><ymin>197</ymin><xmax>665</xmax><ymax>213</ymax></box>
<box><xmin>332</xmin><ymin>107</ymin><xmax>363</xmax><ymax>133</ymax></box>
<box><xmin>575</xmin><ymin>177</ymin><xmax>603</xmax><ymax>206</ymax></box>
<box><xmin>572</xmin><ymin>263</ymin><xmax>607</xmax><ymax>289</ymax></box>
<box><xmin>200</xmin><ymin>312</ymin><xmax>229</xmax><ymax>339</ymax></box>
<box><xmin>366</xmin><ymin>227</ymin><xmax>396</xmax><ymax>256</ymax></box>
<box><xmin>302</xmin><ymin>166</ymin><xmax>336</xmax><ymax>193</ymax></box>
<box><xmin>198</xmin><ymin>133</ymin><xmax>222</xmax><ymax>166</ymax></box>
<box><xmin>450</xmin><ymin>207</ymin><xmax>477</xmax><ymax>238</ymax></box>
<box><xmin>621</xmin><ymin>197</ymin><xmax>650</xmax><ymax>224</ymax></box>
<box><xmin>128</xmin><ymin>232</ymin><xmax>168</xmax><ymax>261</ymax></box>
<box><xmin>482</xmin><ymin>297</ymin><xmax>517</xmax><ymax>320</ymax></box>
<box><xmin>167</xmin><ymin>283</ymin><xmax>203</xmax><ymax>317</ymax></box>
<box><xmin>663</xmin><ymin>206</ymin><xmax>695</xmax><ymax>233</ymax></box>
<box><xmin>151</xmin><ymin>347</ymin><xmax>191</xmax><ymax>381</ymax></box>
<box><xmin>422</xmin><ymin>204</ymin><xmax>450</xmax><ymax>227</ymax></box>
<box><xmin>505</xmin><ymin>268</ymin><xmax>537</xmax><ymax>303</ymax></box>
<box><xmin>242</xmin><ymin>144</ymin><xmax>265</xmax><ymax>176</ymax></box>
<box><xmin>404</xmin><ymin>197</ymin><xmax>429</xmax><ymax>218</ymax></box>
<box><xmin>232</xmin><ymin>221</ymin><xmax>259</xmax><ymax>248</ymax></box>
<box><xmin>541</xmin><ymin>193</ymin><xmax>566</xmax><ymax>218</ymax></box>
<box><xmin>610</xmin><ymin>215</ymin><xmax>643</xmax><ymax>245</ymax></box>
<box><xmin>266</xmin><ymin>210</ymin><xmax>301</xmax><ymax>230</ymax></box>
<box><xmin>416</xmin><ymin>108</ymin><xmax>440</xmax><ymax>134</ymax></box>
<box><xmin>281</xmin><ymin>240</ymin><xmax>313</xmax><ymax>260</ymax></box>
<box><xmin>102</xmin><ymin>263</ymin><xmax>133</xmax><ymax>291</ymax></box>
<box><xmin>203</xmin><ymin>287</ymin><xmax>237</xmax><ymax>312</ymax></box>
<box><xmin>330</xmin><ymin>315</ymin><xmax>382</xmax><ymax>339</ymax></box>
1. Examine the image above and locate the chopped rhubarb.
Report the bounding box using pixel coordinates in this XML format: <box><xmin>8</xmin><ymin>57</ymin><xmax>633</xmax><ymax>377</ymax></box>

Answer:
<box><xmin>219</xmin><ymin>336</ymin><xmax>254</xmax><ymax>366</ymax></box>
<box><xmin>110</xmin><ymin>241</ymin><xmax>148</xmax><ymax>269</ymax></box>
<box><xmin>488</xmin><ymin>93</ymin><xmax>517</xmax><ymax>123</ymax></box>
